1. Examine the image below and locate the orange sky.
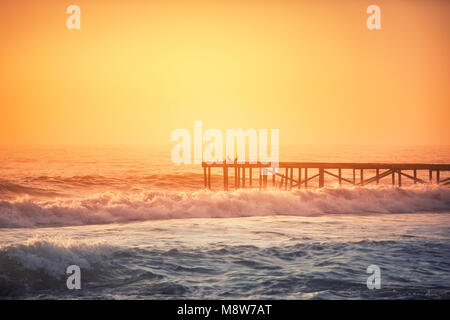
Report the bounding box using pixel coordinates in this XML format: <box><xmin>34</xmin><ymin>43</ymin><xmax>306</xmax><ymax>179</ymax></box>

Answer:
<box><xmin>0</xmin><ymin>0</ymin><xmax>449</xmax><ymax>147</ymax></box>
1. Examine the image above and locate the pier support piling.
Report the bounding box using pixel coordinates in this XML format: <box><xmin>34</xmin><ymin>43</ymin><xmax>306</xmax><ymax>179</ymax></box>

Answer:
<box><xmin>305</xmin><ymin>168</ymin><xmax>308</xmax><ymax>189</ymax></box>
<box><xmin>207</xmin><ymin>167</ymin><xmax>211</xmax><ymax>190</ymax></box>
<box><xmin>298</xmin><ymin>168</ymin><xmax>302</xmax><ymax>189</ymax></box>
<box><xmin>319</xmin><ymin>168</ymin><xmax>324</xmax><ymax>188</ymax></box>
<box><xmin>223</xmin><ymin>166</ymin><xmax>228</xmax><ymax>191</ymax></box>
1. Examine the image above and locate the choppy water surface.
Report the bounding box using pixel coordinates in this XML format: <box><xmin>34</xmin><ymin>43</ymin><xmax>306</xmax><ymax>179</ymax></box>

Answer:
<box><xmin>0</xmin><ymin>145</ymin><xmax>449</xmax><ymax>299</ymax></box>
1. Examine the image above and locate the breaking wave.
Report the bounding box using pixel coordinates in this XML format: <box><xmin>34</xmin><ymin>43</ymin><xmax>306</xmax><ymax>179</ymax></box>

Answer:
<box><xmin>0</xmin><ymin>237</ymin><xmax>120</xmax><ymax>297</ymax></box>
<box><xmin>1</xmin><ymin>236</ymin><xmax>449</xmax><ymax>299</ymax></box>
<box><xmin>0</xmin><ymin>185</ymin><xmax>449</xmax><ymax>228</ymax></box>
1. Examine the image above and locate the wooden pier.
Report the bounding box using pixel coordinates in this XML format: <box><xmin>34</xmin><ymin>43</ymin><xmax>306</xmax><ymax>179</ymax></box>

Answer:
<box><xmin>202</xmin><ymin>162</ymin><xmax>450</xmax><ymax>190</ymax></box>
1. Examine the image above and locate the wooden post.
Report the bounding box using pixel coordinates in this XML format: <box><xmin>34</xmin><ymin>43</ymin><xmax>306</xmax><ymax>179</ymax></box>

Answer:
<box><xmin>429</xmin><ymin>170</ymin><xmax>432</xmax><ymax>182</ymax></box>
<box><xmin>289</xmin><ymin>168</ymin><xmax>293</xmax><ymax>190</ymax></box>
<box><xmin>285</xmin><ymin>168</ymin><xmax>288</xmax><ymax>190</ymax></box>
<box><xmin>298</xmin><ymin>168</ymin><xmax>302</xmax><ymax>189</ymax></box>
<box><xmin>360</xmin><ymin>169</ymin><xmax>364</xmax><ymax>185</ymax></box>
<box><xmin>398</xmin><ymin>169</ymin><xmax>402</xmax><ymax>187</ymax></box>
<box><xmin>392</xmin><ymin>169</ymin><xmax>395</xmax><ymax>185</ymax></box>
<box><xmin>203</xmin><ymin>167</ymin><xmax>207</xmax><ymax>188</ymax></box>
<box><xmin>413</xmin><ymin>169</ymin><xmax>417</xmax><ymax>184</ymax></box>
<box><xmin>272</xmin><ymin>170</ymin><xmax>276</xmax><ymax>187</ymax></box>
<box><xmin>237</xmin><ymin>166</ymin><xmax>240</xmax><ymax>189</ymax></box>
<box><xmin>319</xmin><ymin>168</ymin><xmax>324</xmax><ymax>188</ymax></box>
<box><xmin>242</xmin><ymin>167</ymin><xmax>245</xmax><ymax>188</ymax></box>
<box><xmin>437</xmin><ymin>170</ymin><xmax>440</xmax><ymax>184</ymax></box>
<box><xmin>235</xmin><ymin>167</ymin><xmax>238</xmax><ymax>189</ymax></box>
<box><xmin>223</xmin><ymin>166</ymin><xmax>228</xmax><ymax>191</ymax></box>
<box><xmin>263</xmin><ymin>172</ymin><xmax>268</xmax><ymax>189</ymax></box>
<box><xmin>353</xmin><ymin>169</ymin><xmax>356</xmax><ymax>184</ymax></box>
<box><xmin>259</xmin><ymin>168</ymin><xmax>262</xmax><ymax>190</ymax></box>
<box><xmin>249</xmin><ymin>168</ymin><xmax>252</xmax><ymax>188</ymax></box>
<box><xmin>376</xmin><ymin>169</ymin><xmax>379</xmax><ymax>184</ymax></box>
<box><xmin>338</xmin><ymin>168</ymin><xmax>342</xmax><ymax>186</ymax></box>
<box><xmin>305</xmin><ymin>168</ymin><xmax>308</xmax><ymax>189</ymax></box>
<box><xmin>208</xmin><ymin>167</ymin><xmax>211</xmax><ymax>190</ymax></box>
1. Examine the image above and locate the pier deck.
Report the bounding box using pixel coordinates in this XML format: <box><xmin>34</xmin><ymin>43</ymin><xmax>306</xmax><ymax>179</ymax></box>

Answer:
<box><xmin>202</xmin><ymin>162</ymin><xmax>450</xmax><ymax>190</ymax></box>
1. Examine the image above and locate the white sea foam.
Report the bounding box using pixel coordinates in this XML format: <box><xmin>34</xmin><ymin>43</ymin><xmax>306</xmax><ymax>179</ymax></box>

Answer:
<box><xmin>0</xmin><ymin>185</ymin><xmax>449</xmax><ymax>228</ymax></box>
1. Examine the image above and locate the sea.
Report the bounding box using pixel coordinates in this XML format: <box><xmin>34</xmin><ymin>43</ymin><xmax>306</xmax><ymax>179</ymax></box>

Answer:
<box><xmin>0</xmin><ymin>145</ymin><xmax>449</xmax><ymax>299</ymax></box>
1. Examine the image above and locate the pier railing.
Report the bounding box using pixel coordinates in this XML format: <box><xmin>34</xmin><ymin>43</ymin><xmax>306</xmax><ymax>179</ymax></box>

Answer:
<box><xmin>202</xmin><ymin>162</ymin><xmax>450</xmax><ymax>190</ymax></box>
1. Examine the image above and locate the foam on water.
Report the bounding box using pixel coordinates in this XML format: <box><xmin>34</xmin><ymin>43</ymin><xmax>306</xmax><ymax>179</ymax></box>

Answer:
<box><xmin>1</xmin><ymin>227</ymin><xmax>449</xmax><ymax>299</ymax></box>
<box><xmin>0</xmin><ymin>185</ymin><xmax>449</xmax><ymax>228</ymax></box>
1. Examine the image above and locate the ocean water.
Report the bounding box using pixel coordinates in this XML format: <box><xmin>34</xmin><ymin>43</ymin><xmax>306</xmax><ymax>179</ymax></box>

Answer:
<box><xmin>0</xmin><ymin>145</ymin><xmax>449</xmax><ymax>299</ymax></box>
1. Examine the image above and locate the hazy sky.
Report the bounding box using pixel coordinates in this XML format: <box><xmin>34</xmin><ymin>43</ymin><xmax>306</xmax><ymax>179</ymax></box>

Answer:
<box><xmin>0</xmin><ymin>0</ymin><xmax>449</xmax><ymax>146</ymax></box>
